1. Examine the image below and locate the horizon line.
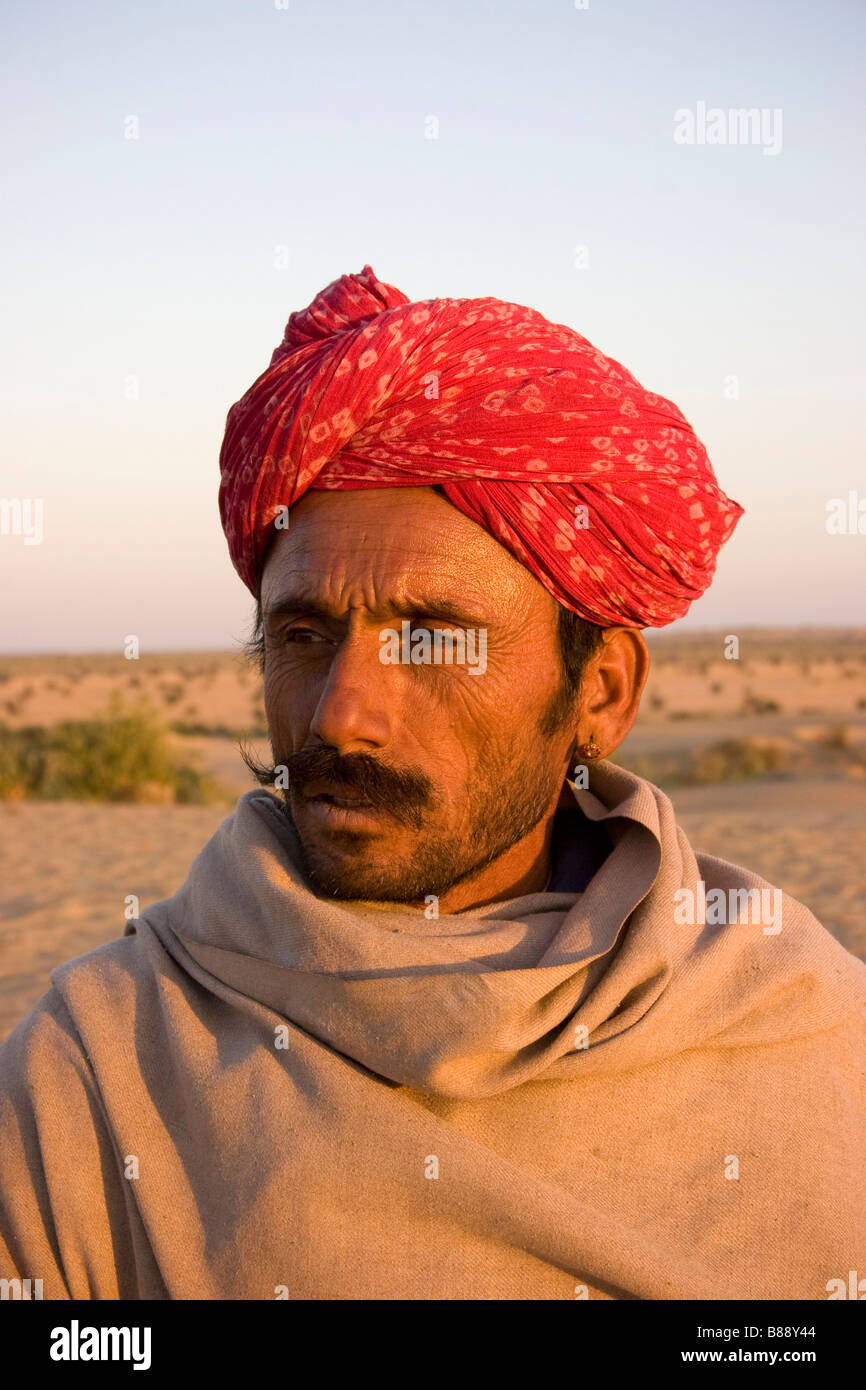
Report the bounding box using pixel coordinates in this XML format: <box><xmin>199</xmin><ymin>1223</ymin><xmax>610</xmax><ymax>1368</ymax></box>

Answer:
<box><xmin>2</xmin><ymin>623</ymin><xmax>866</xmax><ymax>660</ymax></box>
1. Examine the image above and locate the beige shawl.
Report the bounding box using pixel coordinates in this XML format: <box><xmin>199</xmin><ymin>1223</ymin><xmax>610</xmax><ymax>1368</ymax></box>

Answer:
<box><xmin>1</xmin><ymin>763</ymin><xmax>864</xmax><ymax>1300</ymax></box>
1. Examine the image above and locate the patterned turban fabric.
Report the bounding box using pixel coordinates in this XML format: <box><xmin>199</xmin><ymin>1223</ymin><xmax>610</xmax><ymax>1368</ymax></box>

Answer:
<box><xmin>218</xmin><ymin>265</ymin><xmax>744</xmax><ymax>626</ymax></box>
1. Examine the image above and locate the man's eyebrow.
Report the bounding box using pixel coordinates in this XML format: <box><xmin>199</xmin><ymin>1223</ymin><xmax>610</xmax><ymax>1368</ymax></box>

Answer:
<box><xmin>263</xmin><ymin>591</ymin><xmax>492</xmax><ymax>627</ymax></box>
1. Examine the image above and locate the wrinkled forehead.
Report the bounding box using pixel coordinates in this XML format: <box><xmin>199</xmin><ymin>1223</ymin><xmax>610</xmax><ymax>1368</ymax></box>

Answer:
<box><xmin>259</xmin><ymin>485</ymin><xmax>546</xmax><ymax>623</ymax></box>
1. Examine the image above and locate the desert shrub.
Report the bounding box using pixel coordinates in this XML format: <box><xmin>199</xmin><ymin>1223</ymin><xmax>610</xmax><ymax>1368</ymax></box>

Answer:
<box><xmin>822</xmin><ymin>724</ymin><xmax>852</xmax><ymax>751</ymax></box>
<box><xmin>613</xmin><ymin>738</ymin><xmax>789</xmax><ymax>789</ymax></box>
<box><xmin>740</xmin><ymin>692</ymin><xmax>781</xmax><ymax>716</ymax></box>
<box><xmin>689</xmin><ymin>739</ymin><xmax>787</xmax><ymax>784</ymax></box>
<box><xmin>0</xmin><ymin>695</ymin><xmax>222</xmax><ymax>803</ymax></box>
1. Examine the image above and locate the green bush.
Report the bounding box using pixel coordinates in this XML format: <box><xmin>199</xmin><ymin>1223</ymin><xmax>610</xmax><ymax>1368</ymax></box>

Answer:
<box><xmin>0</xmin><ymin>695</ymin><xmax>222</xmax><ymax>803</ymax></box>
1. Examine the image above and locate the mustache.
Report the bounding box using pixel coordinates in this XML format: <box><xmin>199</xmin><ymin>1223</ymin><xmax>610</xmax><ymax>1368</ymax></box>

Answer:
<box><xmin>239</xmin><ymin>741</ymin><xmax>434</xmax><ymax>830</ymax></box>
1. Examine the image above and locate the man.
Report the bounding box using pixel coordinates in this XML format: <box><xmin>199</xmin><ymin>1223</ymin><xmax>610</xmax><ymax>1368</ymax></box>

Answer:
<box><xmin>1</xmin><ymin>266</ymin><xmax>863</xmax><ymax>1300</ymax></box>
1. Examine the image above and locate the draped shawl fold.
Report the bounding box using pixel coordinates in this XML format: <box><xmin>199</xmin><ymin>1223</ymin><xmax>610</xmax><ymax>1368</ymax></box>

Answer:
<box><xmin>0</xmin><ymin>762</ymin><xmax>863</xmax><ymax>1300</ymax></box>
<box><xmin>218</xmin><ymin>265</ymin><xmax>744</xmax><ymax>626</ymax></box>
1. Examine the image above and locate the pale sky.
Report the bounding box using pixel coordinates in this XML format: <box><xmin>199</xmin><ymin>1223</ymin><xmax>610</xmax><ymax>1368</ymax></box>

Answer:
<box><xmin>1</xmin><ymin>0</ymin><xmax>864</xmax><ymax>652</ymax></box>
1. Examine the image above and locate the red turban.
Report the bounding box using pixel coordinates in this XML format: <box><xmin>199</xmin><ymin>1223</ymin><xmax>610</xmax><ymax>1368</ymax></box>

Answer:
<box><xmin>218</xmin><ymin>265</ymin><xmax>743</xmax><ymax>626</ymax></box>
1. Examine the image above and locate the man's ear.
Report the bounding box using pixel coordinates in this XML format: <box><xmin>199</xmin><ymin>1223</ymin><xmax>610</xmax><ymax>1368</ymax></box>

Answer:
<box><xmin>577</xmin><ymin>628</ymin><xmax>650</xmax><ymax>757</ymax></box>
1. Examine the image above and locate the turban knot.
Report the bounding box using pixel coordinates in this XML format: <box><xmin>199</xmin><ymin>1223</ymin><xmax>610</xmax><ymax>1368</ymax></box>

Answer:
<box><xmin>218</xmin><ymin>264</ymin><xmax>743</xmax><ymax>626</ymax></box>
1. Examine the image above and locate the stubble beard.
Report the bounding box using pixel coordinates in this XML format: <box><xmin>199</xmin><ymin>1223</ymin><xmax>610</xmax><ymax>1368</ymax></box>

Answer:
<box><xmin>291</xmin><ymin>725</ymin><xmax>568</xmax><ymax>906</ymax></box>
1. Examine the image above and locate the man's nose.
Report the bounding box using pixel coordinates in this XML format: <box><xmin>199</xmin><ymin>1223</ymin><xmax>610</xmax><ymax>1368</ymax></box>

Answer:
<box><xmin>307</xmin><ymin>631</ymin><xmax>394</xmax><ymax>752</ymax></box>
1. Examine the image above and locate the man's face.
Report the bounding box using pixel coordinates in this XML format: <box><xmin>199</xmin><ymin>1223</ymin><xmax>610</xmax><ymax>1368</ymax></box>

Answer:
<box><xmin>259</xmin><ymin>486</ymin><xmax>579</xmax><ymax>908</ymax></box>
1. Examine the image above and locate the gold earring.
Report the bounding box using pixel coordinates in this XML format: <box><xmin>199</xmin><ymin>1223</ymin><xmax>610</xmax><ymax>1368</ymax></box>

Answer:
<box><xmin>576</xmin><ymin>735</ymin><xmax>602</xmax><ymax>760</ymax></box>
